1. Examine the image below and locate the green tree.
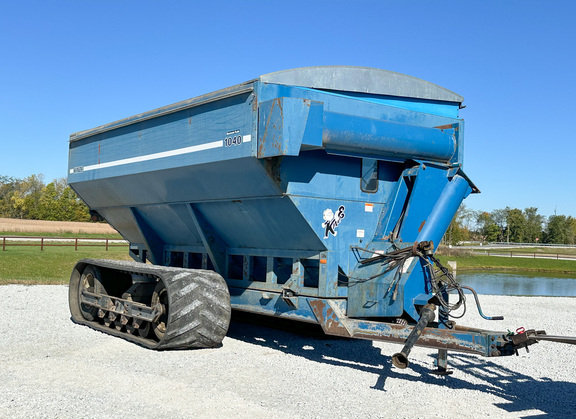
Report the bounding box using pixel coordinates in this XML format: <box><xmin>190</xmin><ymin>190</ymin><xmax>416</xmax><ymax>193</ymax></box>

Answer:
<box><xmin>9</xmin><ymin>174</ymin><xmax>45</xmax><ymax>219</ymax></box>
<box><xmin>523</xmin><ymin>207</ymin><xmax>544</xmax><ymax>243</ymax></box>
<box><xmin>506</xmin><ymin>207</ymin><xmax>525</xmax><ymax>242</ymax></box>
<box><xmin>0</xmin><ymin>175</ymin><xmax>19</xmax><ymax>218</ymax></box>
<box><xmin>545</xmin><ymin>215</ymin><xmax>576</xmax><ymax>244</ymax></box>
<box><xmin>59</xmin><ymin>184</ymin><xmax>90</xmax><ymax>221</ymax></box>
<box><xmin>37</xmin><ymin>181</ymin><xmax>62</xmax><ymax>220</ymax></box>
<box><xmin>37</xmin><ymin>178</ymin><xmax>90</xmax><ymax>222</ymax></box>
<box><xmin>0</xmin><ymin>174</ymin><xmax>90</xmax><ymax>222</ymax></box>
<box><xmin>476</xmin><ymin>211</ymin><xmax>500</xmax><ymax>242</ymax></box>
<box><xmin>491</xmin><ymin>208</ymin><xmax>509</xmax><ymax>242</ymax></box>
<box><xmin>444</xmin><ymin>204</ymin><xmax>471</xmax><ymax>245</ymax></box>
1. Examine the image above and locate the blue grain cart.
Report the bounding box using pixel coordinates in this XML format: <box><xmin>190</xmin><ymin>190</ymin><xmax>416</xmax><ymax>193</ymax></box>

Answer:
<box><xmin>67</xmin><ymin>66</ymin><xmax>563</xmax><ymax>371</ymax></box>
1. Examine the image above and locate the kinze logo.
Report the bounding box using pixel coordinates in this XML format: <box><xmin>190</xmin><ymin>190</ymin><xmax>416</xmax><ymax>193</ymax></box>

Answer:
<box><xmin>322</xmin><ymin>205</ymin><xmax>345</xmax><ymax>239</ymax></box>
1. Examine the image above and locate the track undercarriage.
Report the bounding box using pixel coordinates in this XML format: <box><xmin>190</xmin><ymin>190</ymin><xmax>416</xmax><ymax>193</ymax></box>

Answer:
<box><xmin>69</xmin><ymin>259</ymin><xmax>232</xmax><ymax>350</ymax></box>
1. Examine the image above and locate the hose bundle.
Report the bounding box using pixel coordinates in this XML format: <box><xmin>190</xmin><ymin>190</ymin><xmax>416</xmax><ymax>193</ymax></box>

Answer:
<box><xmin>353</xmin><ymin>241</ymin><xmax>466</xmax><ymax>317</ymax></box>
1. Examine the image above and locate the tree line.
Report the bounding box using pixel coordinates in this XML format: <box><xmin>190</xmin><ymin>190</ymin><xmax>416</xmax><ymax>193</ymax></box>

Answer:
<box><xmin>446</xmin><ymin>205</ymin><xmax>576</xmax><ymax>245</ymax></box>
<box><xmin>0</xmin><ymin>174</ymin><xmax>90</xmax><ymax>222</ymax></box>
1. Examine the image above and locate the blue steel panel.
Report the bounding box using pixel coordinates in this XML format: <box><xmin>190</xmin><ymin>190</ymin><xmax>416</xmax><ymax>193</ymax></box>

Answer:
<box><xmin>256</xmin><ymin>83</ymin><xmax>462</xmax><ymax>164</ymax></box>
<box><xmin>70</xmin><ymin>83</ymin><xmax>255</xmax><ymax>141</ymax></box>
<box><xmin>398</xmin><ymin>164</ymin><xmax>450</xmax><ymax>242</ymax></box>
<box><xmin>334</xmin><ymin>91</ymin><xmax>460</xmax><ymax>118</ymax></box>
<box><xmin>229</xmin><ymin>288</ymin><xmax>319</xmax><ymax>323</ymax></box>
<box><xmin>96</xmin><ymin>206</ymin><xmax>146</xmax><ymax>244</ymax></box>
<box><xmin>257</xmin><ymin>97</ymin><xmax>323</xmax><ymax>158</ymax></box>
<box><xmin>281</xmin><ymin>150</ymin><xmax>403</xmax><ymax>202</ymax></box>
<box><xmin>70</xmin><ymin>158</ymin><xmax>280</xmax><ymax>209</ymax></box>
<box><xmin>130</xmin><ymin>207</ymin><xmax>165</xmax><ymax>265</ymax></box>
<box><xmin>373</xmin><ymin>175</ymin><xmax>411</xmax><ymax>240</ymax></box>
<box><xmin>257</xmin><ymin>84</ymin><xmax>462</xmax><ymax>137</ymax></box>
<box><xmin>130</xmin><ymin>204</ymin><xmax>204</xmax><ymax>247</ymax></box>
<box><xmin>69</xmin><ymin>91</ymin><xmax>256</xmax><ymax>182</ymax></box>
<box><xmin>192</xmin><ymin>197</ymin><xmax>326</xmax><ymax>252</ymax></box>
<box><xmin>346</xmin><ymin>266</ymin><xmax>406</xmax><ymax>318</ymax></box>
<box><xmin>289</xmin><ymin>196</ymin><xmax>381</xmax><ymax>273</ymax></box>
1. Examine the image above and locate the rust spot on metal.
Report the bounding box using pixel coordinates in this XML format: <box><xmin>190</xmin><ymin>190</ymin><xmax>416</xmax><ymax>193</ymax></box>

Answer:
<box><xmin>352</xmin><ymin>324</ymin><xmax>486</xmax><ymax>355</ymax></box>
<box><xmin>308</xmin><ymin>300</ymin><xmax>350</xmax><ymax>338</ymax></box>
<box><xmin>277</xmin><ymin>98</ymin><xmax>283</xmax><ymax>119</ymax></box>
<box><xmin>258</xmin><ymin>136</ymin><xmax>265</xmax><ymax>157</ymax></box>
<box><xmin>418</xmin><ymin>221</ymin><xmax>426</xmax><ymax>233</ymax></box>
<box><xmin>434</xmin><ymin>123</ymin><xmax>458</xmax><ymax>131</ymax></box>
<box><xmin>259</xmin><ymin>98</ymin><xmax>284</xmax><ymax>158</ymax></box>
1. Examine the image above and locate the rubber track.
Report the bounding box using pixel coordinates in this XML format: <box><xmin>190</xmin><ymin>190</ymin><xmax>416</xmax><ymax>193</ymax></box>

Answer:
<box><xmin>69</xmin><ymin>259</ymin><xmax>231</xmax><ymax>350</ymax></box>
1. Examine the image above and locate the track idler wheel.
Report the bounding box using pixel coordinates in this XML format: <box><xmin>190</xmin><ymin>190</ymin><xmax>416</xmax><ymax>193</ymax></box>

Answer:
<box><xmin>152</xmin><ymin>281</ymin><xmax>168</xmax><ymax>340</ymax></box>
<box><xmin>70</xmin><ymin>264</ymin><xmax>107</xmax><ymax>322</ymax></box>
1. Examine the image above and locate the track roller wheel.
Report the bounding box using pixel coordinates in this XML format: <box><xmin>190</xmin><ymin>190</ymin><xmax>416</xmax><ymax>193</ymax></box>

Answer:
<box><xmin>152</xmin><ymin>281</ymin><xmax>168</xmax><ymax>340</ymax></box>
<box><xmin>72</xmin><ymin>264</ymin><xmax>107</xmax><ymax>322</ymax></box>
<box><xmin>137</xmin><ymin>321</ymin><xmax>151</xmax><ymax>338</ymax></box>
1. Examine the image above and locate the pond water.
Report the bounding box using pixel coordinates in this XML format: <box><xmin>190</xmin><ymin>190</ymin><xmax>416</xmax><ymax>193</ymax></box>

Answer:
<box><xmin>455</xmin><ymin>271</ymin><xmax>576</xmax><ymax>297</ymax></box>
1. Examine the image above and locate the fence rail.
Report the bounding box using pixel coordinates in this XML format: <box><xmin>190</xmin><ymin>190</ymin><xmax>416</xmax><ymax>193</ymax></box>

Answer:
<box><xmin>473</xmin><ymin>250</ymin><xmax>576</xmax><ymax>261</ymax></box>
<box><xmin>1</xmin><ymin>236</ymin><xmax>128</xmax><ymax>251</ymax></box>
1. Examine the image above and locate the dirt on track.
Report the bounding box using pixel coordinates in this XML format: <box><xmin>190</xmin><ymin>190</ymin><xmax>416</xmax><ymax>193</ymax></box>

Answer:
<box><xmin>0</xmin><ymin>218</ymin><xmax>117</xmax><ymax>235</ymax></box>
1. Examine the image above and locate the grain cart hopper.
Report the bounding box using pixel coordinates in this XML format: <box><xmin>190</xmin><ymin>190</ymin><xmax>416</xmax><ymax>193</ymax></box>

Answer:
<box><xmin>67</xmin><ymin>66</ymin><xmax>575</xmax><ymax>372</ymax></box>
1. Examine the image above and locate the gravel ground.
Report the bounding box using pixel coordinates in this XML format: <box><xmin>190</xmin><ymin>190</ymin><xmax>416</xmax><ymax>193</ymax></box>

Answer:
<box><xmin>1</xmin><ymin>285</ymin><xmax>575</xmax><ymax>418</ymax></box>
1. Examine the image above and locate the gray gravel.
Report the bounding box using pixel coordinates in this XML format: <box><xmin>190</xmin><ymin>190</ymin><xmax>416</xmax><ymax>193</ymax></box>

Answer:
<box><xmin>1</xmin><ymin>285</ymin><xmax>575</xmax><ymax>418</ymax></box>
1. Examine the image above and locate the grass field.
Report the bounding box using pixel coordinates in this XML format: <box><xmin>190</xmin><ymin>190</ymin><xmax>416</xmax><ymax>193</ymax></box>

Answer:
<box><xmin>0</xmin><ymin>219</ymin><xmax>129</xmax><ymax>284</ymax></box>
<box><xmin>515</xmin><ymin>247</ymin><xmax>576</xmax><ymax>255</ymax></box>
<box><xmin>436</xmin><ymin>252</ymin><xmax>576</xmax><ymax>274</ymax></box>
<box><xmin>0</xmin><ymin>245</ymin><xmax>131</xmax><ymax>284</ymax></box>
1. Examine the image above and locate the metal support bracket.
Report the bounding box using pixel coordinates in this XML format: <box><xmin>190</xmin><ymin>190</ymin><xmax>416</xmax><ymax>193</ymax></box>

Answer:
<box><xmin>80</xmin><ymin>289</ymin><xmax>160</xmax><ymax>322</ymax></box>
<box><xmin>188</xmin><ymin>204</ymin><xmax>227</xmax><ymax>276</ymax></box>
<box><xmin>281</xmin><ymin>288</ymin><xmax>299</xmax><ymax>309</ymax></box>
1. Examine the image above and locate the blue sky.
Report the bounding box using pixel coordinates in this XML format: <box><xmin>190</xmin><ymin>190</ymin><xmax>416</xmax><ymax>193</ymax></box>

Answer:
<box><xmin>1</xmin><ymin>0</ymin><xmax>575</xmax><ymax>218</ymax></box>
